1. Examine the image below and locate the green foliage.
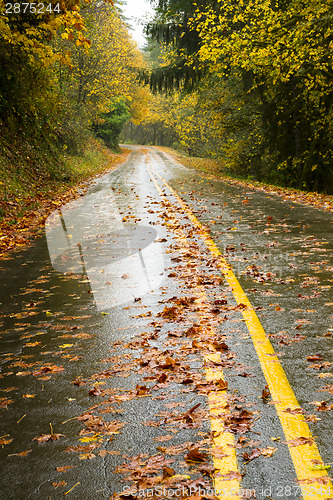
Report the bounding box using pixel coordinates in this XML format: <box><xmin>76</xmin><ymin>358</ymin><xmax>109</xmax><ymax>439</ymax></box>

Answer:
<box><xmin>93</xmin><ymin>100</ymin><xmax>130</xmax><ymax>149</ymax></box>
<box><xmin>143</xmin><ymin>0</ymin><xmax>209</xmax><ymax>92</ymax></box>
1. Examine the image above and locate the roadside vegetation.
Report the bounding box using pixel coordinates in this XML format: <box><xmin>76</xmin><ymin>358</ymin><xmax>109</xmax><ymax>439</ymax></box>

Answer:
<box><xmin>122</xmin><ymin>0</ymin><xmax>333</xmax><ymax>194</ymax></box>
<box><xmin>0</xmin><ymin>0</ymin><xmax>148</xmax><ymax>254</ymax></box>
<box><xmin>159</xmin><ymin>147</ymin><xmax>333</xmax><ymax>213</ymax></box>
<box><xmin>0</xmin><ymin>137</ymin><xmax>129</xmax><ymax>258</ymax></box>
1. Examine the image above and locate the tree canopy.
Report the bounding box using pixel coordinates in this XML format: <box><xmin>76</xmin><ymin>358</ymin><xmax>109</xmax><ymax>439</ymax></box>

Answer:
<box><xmin>0</xmin><ymin>0</ymin><xmax>148</xmax><ymax>154</ymax></box>
<box><xmin>141</xmin><ymin>0</ymin><xmax>333</xmax><ymax>192</ymax></box>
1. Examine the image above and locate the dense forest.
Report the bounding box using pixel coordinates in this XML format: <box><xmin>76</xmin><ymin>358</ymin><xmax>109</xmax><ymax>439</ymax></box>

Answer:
<box><xmin>122</xmin><ymin>0</ymin><xmax>333</xmax><ymax>193</ymax></box>
<box><xmin>0</xmin><ymin>0</ymin><xmax>148</xmax><ymax>188</ymax></box>
<box><xmin>0</xmin><ymin>0</ymin><xmax>332</xmax><ymax>195</ymax></box>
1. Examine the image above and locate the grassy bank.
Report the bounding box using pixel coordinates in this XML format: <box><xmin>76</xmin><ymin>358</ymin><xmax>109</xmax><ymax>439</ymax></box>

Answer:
<box><xmin>0</xmin><ymin>137</ymin><xmax>130</xmax><ymax>259</ymax></box>
<box><xmin>159</xmin><ymin>147</ymin><xmax>333</xmax><ymax>213</ymax></box>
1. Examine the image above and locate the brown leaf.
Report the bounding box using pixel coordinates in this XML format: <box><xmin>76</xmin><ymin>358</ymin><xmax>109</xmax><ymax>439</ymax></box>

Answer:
<box><xmin>158</xmin><ymin>355</ymin><xmax>179</xmax><ymax>369</ymax></box>
<box><xmin>214</xmin><ymin>299</ymin><xmax>228</xmax><ymax>305</ymax></box>
<box><xmin>220</xmin><ymin>471</ymin><xmax>242</xmax><ymax>481</ymax></box>
<box><xmin>13</xmin><ymin>450</ymin><xmax>32</xmax><ymax>457</ymax></box>
<box><xmin>163</xmin><ymin>466</ymin><xmax>175</xmax><ymax>479</ymax></box>
<box><xmin>215</xmin><ymin>379</ymin><xmax>228</xmax><ymax>390</ymax></box>
<box><xmin>96</xmin><ymin>450</ymin><xmax>115</xmax><ymax>457</ymax></box>
<box><xmin>117</xmin><ymin>495</ymin><xmax>137</xmax><ymax>500</ymax></box>
<box><xmin>0</xmin><ymin>438</ymin><xmax>13</xmax><ymax>447</ymax></box>
<box><xmin>261</xmin><ymin>385</ymin><xmax>270</xmax><ymax>400</ymax></box>
<box><xmin>286</xmin><ymin>436</ymin><xmax>314</xmax><ymax>447</ymax></box>
<box><xmin>32</xmin><ymin>364</ymin><xmax>64</xmax><ymax>376</ymax></box>
<box><xmin>79</xmin><ymin>452</ymin><xmax>96</xmax><ymax>460</ymax></box>
<box><xmin>310</xmin><ymin>401</ymin><xmax>333</xmax><ymax>411</ymax></box>
<box><xmin>185</xmin><ymin>447</ymin><xmax>208</xmax><ymax>463</ymax></box>
<box><xmin>283</xmin><ymin>407</ymin><xmax>305</xmax><ymax>416</ymax></box>
<box><xmin>212</xmin><ymin>341</ymin><xmax>229</xmax><ymax>351</ymax></box>
<box><xmin>104</xmin><ymin>421</ymin><xmax>126</xmax><ymax>434</ymax></box>
<box><xmin>136</xmin><ymin>385</ymin><xmax>150</xmax><ymax>395</ymax></box>
<box><xmin>56</xmin><ymin>466</ymin><xmax>76</xmax><ymax>472</ymax></box>
<box><xmin>185</xmin><ymin>324</ymin><xmax>202</xmax><ymax>336</ymax></box>
<box><xmin>52</xmin><ymin>481</ymin><xmax>67</xmax><ymax>488</ymax></box>
<box><xmin>306</xmin><ymin>354</ymin><xmax>323</xmax><ymax>362</ymax></box>
<box><xmin>33</xmin><ymin>433</ymin><xmax>64</xmax><ymax>444</ymax></box>
<box><xmin>198</xmin><ymin>464</ymin><xmax>217</xmax><ymax>475</ymax></box>
<box><xmin>153</xmin><ymin>434</ymin><xmax>174</xmax><ymax>443</ymax></box>
<box><xmin>157</xmin><ymin>373</ymin><xmax>168</xmax><ymax>383</ymax></box>
<box><xmin>304</xmin><ymin>414</ymin><xmax>321</xmax><ymax>423</ymax></box>
<box><xmin>88</xmin><ymin>387</ymin><xmax>104</xmax><ymax>397</ymax></box>
<box><xmin>243</xmin><ymin>447</ymin><xmax>262</xmax><ymax>461</ymax></box>
<box><xmin>72</xmin><ymin>378</ymin><xmax>86</xmax><ymax>386</ymax></box>
<box><xmin>159</xmin><ymin>306</ymin><xmax>179</xmax><ymax>320</ymax></box>
<box><xmin>0</xmin><ymin>397</ymin><xmax>14</xmax><ymax>408</ymax></box>
<box><xmin>181</xmin><ymin>377</ymin><xmax>194</xmax><ymax>385</ymax></box>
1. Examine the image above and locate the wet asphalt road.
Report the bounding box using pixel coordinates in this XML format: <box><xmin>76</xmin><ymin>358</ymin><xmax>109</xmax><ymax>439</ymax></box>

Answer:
<box><xmin>0</xmin><ymin>146</ymin><xmax>332</xmax><ymax>500</ymax></box>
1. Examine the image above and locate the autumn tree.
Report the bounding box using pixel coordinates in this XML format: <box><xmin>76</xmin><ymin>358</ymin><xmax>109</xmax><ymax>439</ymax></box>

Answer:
<box><xmin>55</xmin><ymin>2</ymin><xmax>149</xmax><ymax>151</ymax></box>
<box><xmin>0</xmin><ymin>0</ymin><xmax>92</xmax><ymax>126</ymax></box>
<box><xmin>0</xmin><ymin>0</ymin><xmax>149</xmax><ymax>157</ymax></box>
<box><xmin>145</xmin><ymin>0</ymin><xmax>333</xmax><ymax>192</ymax></box>
<box><xmin>191</xmin><ymin>0</ymin><xmax>333</xmax><ymax>190</ymax></box>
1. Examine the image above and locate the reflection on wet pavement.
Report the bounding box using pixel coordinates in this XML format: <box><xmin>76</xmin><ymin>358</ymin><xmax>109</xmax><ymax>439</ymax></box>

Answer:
<box><xmin>46</xmin><ymin>186</ymin><xmax>164</xmax><ymax>309</ymax></box>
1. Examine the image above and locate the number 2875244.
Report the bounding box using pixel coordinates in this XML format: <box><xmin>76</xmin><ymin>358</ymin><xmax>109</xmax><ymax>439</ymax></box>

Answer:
<box><xmin>5</xmin><ymin>3</ymin><xmax>61</xmax><ymax>14</ymax></box>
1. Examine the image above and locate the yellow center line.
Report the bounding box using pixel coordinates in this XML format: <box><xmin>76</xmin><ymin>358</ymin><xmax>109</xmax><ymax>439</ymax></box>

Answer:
<box><xmin>147</xmin><ymin>162</ymin><xmax>241</xmax><ymax>499</ymax></box>
<box><xmin>148</xmin><ymin>161</ymin><xmax>332</xmax><ymax>500</ymax></box>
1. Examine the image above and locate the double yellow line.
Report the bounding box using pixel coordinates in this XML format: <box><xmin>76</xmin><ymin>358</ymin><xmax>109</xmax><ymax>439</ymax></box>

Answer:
<box><xmin>147</xmin><ymin>158</ymin><xmax>332</xmax><ymax>500</ymax></box>
<box><xmin>147</xmin><ymin>163</ymin><xmax>240</xmax><ymax>499</ymax></box>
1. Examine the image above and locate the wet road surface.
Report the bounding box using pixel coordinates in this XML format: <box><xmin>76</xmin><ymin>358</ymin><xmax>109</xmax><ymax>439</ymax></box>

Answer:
<box><xmin>0</xmin><ymin>146</ymin><xmax>332</xmax><ymax>500</ymax></box>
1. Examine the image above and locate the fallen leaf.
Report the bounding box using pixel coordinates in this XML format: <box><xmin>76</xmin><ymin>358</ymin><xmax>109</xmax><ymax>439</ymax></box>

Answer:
<box><xmin>212</xmin><ymin>341</ymin><xmax>229</xmax><ymax>351</ymax></box>
<box><xmin>136</xmin><ymin>385</ymin><xmax>150</xmax><ymax>395</ymax></box>
<box><xmin>215</xmin><ymin>379</ymin><xmax>228</xmax><ymax>390</ymax></box>
<box><xmin>243</xmin><ymin>447</ymin><xmax>262</xmax><ymax>461</ymax></box>
<box><xmin>0</xmin><ymin>438</ymin><xmax>13</xmax><ymax>447</ymax></box>
<box><xmin>8</xmin><ymin>449</ymin><xmax>32</xmax><ymax>457</ymax></box>
<box><xmin>163</xmin><ymin>466</ymin><xmax>175</xmax><ymax>478</ymax></box>
<box><xmin>220</xmin><ymin>471</ymin><xmax>242</xmax><ymax>481</ymax></box>
<box><xmin>153</xmin><ymin>434</ymin><xmax>174</xmax><ymax>442</ymax></box>
<box><xmin>52</xmin><ymin>481</ymin><xmax>67</xmax><ymax>488</ymax></box>
<box><xmin>0</xmin><ymin>397</ymin><xmax>14</xmax><ymax>408</ymax></box>
<box><xmin>261</xmin><ymin>446</ymin><xmax>277</xmax><ymax>457</ymax></box>
<box><xmin>56</xmin><ymin>466</ymin><xmax>76</xmax><ymax>472</ymax></box>
<box><xmin>306</xmin><ymin>354</ymin><xmax>323</xmax><ymax>362</ymax></box>
<box><xmin>261</xmin><ymin>385</ymin><xmax>270</xmax><ymax>400</ymax></box>
<box><xmin>79</xmin><ymin>452</ymin><xmax>95</xmax><ymax>460</ymax></box>
<box><xmin>88</xmin><ymin>387</ymin><xmax>104</xmax><ymax>397</ymax></box>
<box><xmin>286</xmin><ymin>436</ymin><xmax>314</xmax><ymax>447</ymax></box>
<box><xmin>32</xmin><ymin>364</ymin><xmax>64</xmax><ymax>376</ymax></box>
<box><xmin>304</xmin><ymin>414</ymin><xmax>321</xmax><ymax>423</ymax></box>
<box><xmin>79</xmin><ymin>434</ymin><xmax>101</xmax><ymax>443</ymax></box>
<box><xmin>283</xmin><ymin>407</ymin><xmax>305</xmax><ymax>415</ymax></box>
<box><xmin>33</xmin><ymin>433</ymin><xmax>64</xmax><ymax>444</ymax></box>
<box><xmin>185</xmin><ymin>447</ymin><xmax>208</xmax><ymax>463</ymax></box>
<box><xmin>310</xmin><ymin>401</ymin><xmax>333</xmax><ymax>411</ymax></box>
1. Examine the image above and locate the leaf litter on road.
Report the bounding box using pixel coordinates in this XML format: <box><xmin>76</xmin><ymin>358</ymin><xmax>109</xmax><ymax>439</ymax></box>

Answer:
<box><xmin>1</xmin><ymin>157</ymin><xmax>332</xmax><ymax>498</ymax></box>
